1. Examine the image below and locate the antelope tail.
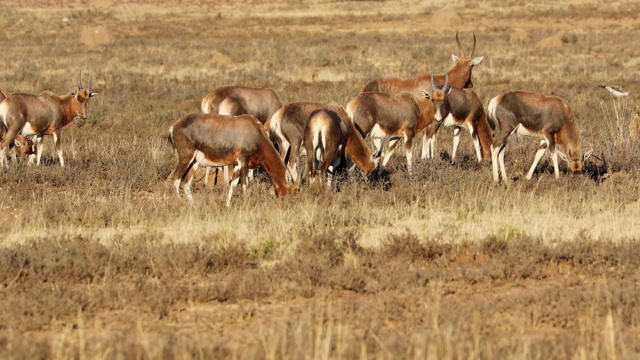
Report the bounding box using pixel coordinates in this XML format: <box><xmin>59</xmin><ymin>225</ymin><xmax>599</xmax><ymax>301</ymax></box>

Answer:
<box><xmin>167</xmin><ymin>126</ymin><xmax>176</xmax><ymax>151</ymax></box>
<box><xmin>486</xmin><ymin>97</ymin><xmax>499</xmax><ymax>131</ymax></box>
<box><xmin>314</xmin><ymin>125</ymin><xmax>325</xmax><ymax>162</ymax></box>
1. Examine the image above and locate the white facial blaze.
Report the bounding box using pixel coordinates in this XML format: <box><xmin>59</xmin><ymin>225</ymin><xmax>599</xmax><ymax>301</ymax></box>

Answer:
<box><xmin>434</xmin><ymin>107</ymin><xmax>442</xmax><ymax>122</ymax></box>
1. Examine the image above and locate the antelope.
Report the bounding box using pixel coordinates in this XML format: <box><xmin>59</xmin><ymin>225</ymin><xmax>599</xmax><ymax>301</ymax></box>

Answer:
<box><xmin>201</xmin><ymin>85</ymin><xmax>282</xmax><ymax>123</ymax></box>
<box><xmin>424</xmin><ymin>73</ymin><xmax>492</xmax><ymax>162</ymax></box>
<box><xmin>0</xmin><ymin>73</ymin><xmax>97</xmax><ymax>169</ymax></box>
<box><xmin>167</xmin><ymin>113</ymin><xmax>294</xmax><ymax>207</ymax></box>
<box><xmin>0</xmin><ymin>89</ymin><xmax>36</xmax><ymax>164</ymax></box>
<box><xmin>7</xmin><ymin>134</ymin><xmax>36</xmax><ymax>164</ymax></box>
<box><xmin>346</xmin><ymin>91</ymin><xmax>421</xmax><ymax>175</ymax></box>
<box><xmin>488</xmin><ymin>90</ymin><xmax>593</xmax><ymax>183</ymax></box>
<box><xmin>200</xmin><ymin>85</ymin><xmax>283</xmax><ymax>185</ymax></box>
<box><xmin>361</xmin><ymin>31</ymin><xmax>484</xmax><ymax>160</ymax></box>
<box><xmin>303</xmin><ymin>108</ymin><xmax>349</xmax><ymax>186</ymax></box>
<box><xmin>269</xmin><ymin>101</ymin><xmax>384</xmax><ymax>184</ymax></box>
<box><xmin>268</xmin><ymin>102</ymin><xmax>344</xmax><ymax>182</ymax></box>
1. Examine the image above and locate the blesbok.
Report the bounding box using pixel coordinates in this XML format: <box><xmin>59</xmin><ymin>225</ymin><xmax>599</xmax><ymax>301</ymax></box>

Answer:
<box><xmin>0</xmin><ymin>73</ymin><xmax>98</xmax><ymax>169</ymax></box>
<box><xmin>361</xmin><ymin>31</ymin><xmax>484</xmax><ymax>160</ymax></box>
<box><xmin>201</xmin><ymin>85</ymin><xmax>282</xmax><ymax>123</ymax></box>
<box><xmin>424</xmin><ymin>73</ymin><xmax>492</xmax><ymax>162</ymax></box>
<box><xmin>487</xmin><ymin>90</ymin><xmax>593</xmax><ymax>183</ymax></box>
<box><xmin>0</xmin><ymin>89</ymin><xmax>36</xmax><ymax>164</ymax></box>
<box><xmin>347</xmin><ymin>91</ymin><xmax>421</xmax><ymax>174</ymax></box>
<box><xmin>269</xmin><ymin>101</ymin><xmax>384</xmax><ymax>184</ymax></box>
<box><xmin>268</xmin><ymin>102</ymin><xmax>343</xmax><ymax>182</ymax></box>
<box><xmin>167</xmin><ymin>113</ymin><xmax>294</xmax><ymax>206</ymax></box>
<box><xmin>8</xmin><ymin>134</ymin><xmax>36</xmax><ymax>164</ymax></box>
<box><xmin>200</xmin><ymin>85</ymin><xmax>283</xmax><ymax>185</ymax></box>
<box><xmin>303</xmin><ymin>108</ymin><xmax>349</xmax><ymax>186</ymax></box>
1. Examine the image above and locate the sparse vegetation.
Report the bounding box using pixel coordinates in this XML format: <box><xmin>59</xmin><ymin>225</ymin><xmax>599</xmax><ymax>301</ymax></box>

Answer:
<box><xmin>1</xmin><ymin>0</ymin><xmax>639</xmax><ymax>359</ymax></box>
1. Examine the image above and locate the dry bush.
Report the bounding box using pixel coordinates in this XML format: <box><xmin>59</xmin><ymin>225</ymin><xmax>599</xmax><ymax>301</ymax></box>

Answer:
<box><xmin>1</xmin><ymin>1</ymin><xmax>640</xmax><ymax>359</ymax></box>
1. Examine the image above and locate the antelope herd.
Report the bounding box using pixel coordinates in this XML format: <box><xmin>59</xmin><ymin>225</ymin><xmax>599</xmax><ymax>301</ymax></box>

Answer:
<box><xmin>0</xmin><ymin>32</ymin><xmax>596</xmax><ymax>206</ymax></box>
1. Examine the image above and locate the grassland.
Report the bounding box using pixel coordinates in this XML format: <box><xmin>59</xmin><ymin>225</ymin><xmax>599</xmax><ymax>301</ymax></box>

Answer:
<box><xmin>1</xmin><ymin>0</ymin><xmax>639</xmax><ymax>358</ymax></box>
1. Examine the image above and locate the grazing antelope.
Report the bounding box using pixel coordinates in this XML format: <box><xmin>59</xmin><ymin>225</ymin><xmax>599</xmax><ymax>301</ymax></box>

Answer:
<box><xmin>201</xmin><ymin>85</ymin><xmax>282</xmax><ymax>123</ymax></box>
<box><xmin>0</xmin><ymin>73</ymin><xmax>97</xmax><ymax>169</ymax></box>
<box><xmin>424</xmin><ymin>73</ymin><xmax>492</xmax><ymax>162</ymax></box>
<box><xmin>201</xmin><ymin>85</ymin><xmax>283</xmax><ymax>185</ymax></box>
<box><xmin>361</xmin><ymin>31</ymin><xmax>484</xmax><ymax>160</ymax></box>
<box><xmin>269</xmin><ymin>101</ymin><xmax>384</xmax><ymax>184</ymax></box>
<box><xmin>269</xmin><ymin>102</ymin><xmax>345</xmax><ymax>182</ymax></box>
<box><xmin>0</xmin><ymin>89</ymin><xmax>36</xmax><ymax>164</ymax></box>
<box><xmin>347</xmin><ymin>91</ymin><xmax>421</xmax><ymax>174</ymax></box>
<box><xmin>488</xmin><ymin>90</ymin><xmax>593</xmax><ymax>183</ymax></box>
<box><xmin>7</xmin><ymin>134</ymin><xmax>36</xmax><ymax>164</ymax></box>
<box><xmin>167</xmin><ymin>113</ymin><xmax>294</xmax><ymax>207</ymax></box>
<box><xmin>303</xmin><ymin>108</ymin><xmax>349</xmax><ymax>186</ymax></box>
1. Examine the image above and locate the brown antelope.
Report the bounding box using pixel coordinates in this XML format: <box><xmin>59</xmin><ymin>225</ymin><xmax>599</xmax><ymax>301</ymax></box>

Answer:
<box><xmin>269</xmin><ymin>102</ymin><xmax>344</xmax><ymax>182</ymax></box>
<box><xmin>269</xmin><ymin>101</ymin><xmax>384</xmax><ymax>184</ymax></box>
<box><xmin>0</xmin><ymin>89</ymin><xmax>36</xmax><ymax>164</ymax></box>
<box><xmin>424</xmin><ymin>73</ymin><xmax>492</xmax><ymax>162</ymax></box>
<box><xmin>488</xmin><ymin>90</ymin><xmax>593</xmax><ymax>183</ymax></box>
<box><xmin>200</xmin><ymin>85</ymin><xmax>283</xmax><ymax>185</ymax></box>
<box><xmin>167</xmin><ymin>113</ymin><xmax>294</xmax><ymax>206</ymax></box>
<box><xmin>0</xmin><ymin>73</ymin><xmax>97</xmax><ymax>169</ymax></box>
<box><xmin>346</xmin><ymin>91</ymin><xmax>421</xmax><ymax>174</ymax></box>
<box><xmin>361</xmin><ymin>31</ymin><xmax>484</xmax><ymax>160</ymax></box>
<box><xmin>303</xmin><ymin>108</ymin><xmax>349</xmax><ymax>186</ymax></box>
<box><xmin>201</xmin><ymin>85</ymin><xmax>282</xmax><ymax>123</ymax></box>
<box><xmin>8</xmin><ymin>134</ymin><xmax>36</xmax><ymax>164</ymax></box>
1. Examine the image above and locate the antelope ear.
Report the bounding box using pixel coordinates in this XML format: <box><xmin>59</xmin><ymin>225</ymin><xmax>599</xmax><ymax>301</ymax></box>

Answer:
<box><xmin>472</xmin><ymin>56</ymin><xmax>484</xmax><ymax>66</ymax></box>
<box><xmin>14</xmin><ymin>140</ymin><xmax>23</xmax><ymax>147</ymax></box>
<box><xmin>90</xmin><ymin>92</ymin><xmax>99</xmax><ymax>97</ymax></box>
<box><xmin>557</xmin><ymin>150</ymin><xmax>570</xmax><ymax>163</ymax></box>
<box><xmin>421</xmin><ymin>90</ymin><xmax>431</xmax><ymax>99</ymax></box>
<box><xmin>451</xmin><ymin>54</ymin><xmax>459</xmax><ymax>63</ymax></box>
<box><xmin>583</xmin><ymin>149</ymin><xmax>593</xmax><ymax>161</ymax></box>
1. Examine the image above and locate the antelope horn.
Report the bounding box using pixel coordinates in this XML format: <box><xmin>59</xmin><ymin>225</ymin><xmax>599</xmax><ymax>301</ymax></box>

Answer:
<box><xmin>430</xmin><ymin>72</ymin><xmax>436</xmax><ymax>90</ymax></box>
<box><xmin>77</xmin><ymin>72</ymin><xmax>83</xmax><ymax>90</ymax></box>
<box><xmin>455</xmin><ymin>30</ymin><xmax>465</xmax><ymax>56</ymax></box>
<box><xmin>87</xmin><ymin>73</ymin><xmax>93</xmax><ymax>91</ymax></box>
<box><xmin>470</xmin><ymin>33</ymin><xmax>477</xmax><ymax>57</ymax></box>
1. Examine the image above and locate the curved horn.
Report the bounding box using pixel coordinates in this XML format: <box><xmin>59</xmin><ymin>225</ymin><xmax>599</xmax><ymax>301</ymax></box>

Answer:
<box><xmin>431</xmin><ymin>72</ymin><xmax>436</xmax><ymax>90</ymax></box>
<box><xmin>77</xmin><ymin>72</ymin><xmax>83</xmax><ymax>90</ymax></box>
<box><xmin>455</xmin><ymin>30</ymin><xmax>465</xmax><ymax>56</ymax></box>
<box><xmin>470</xmin><ymin>33</ymin><xmax>477</xmax><ymax>57</ymax></box>
<box><xmin>87</xmin><ymin>73</ymin><xmax>93</xmax><ymax>92</ymax></box>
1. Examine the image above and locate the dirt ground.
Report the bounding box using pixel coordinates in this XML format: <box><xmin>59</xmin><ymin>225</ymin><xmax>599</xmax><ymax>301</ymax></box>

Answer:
<box><xmin>1</xmin><ymin>0</ymin><xmax>639</xmax><ymax>358</ymax></box>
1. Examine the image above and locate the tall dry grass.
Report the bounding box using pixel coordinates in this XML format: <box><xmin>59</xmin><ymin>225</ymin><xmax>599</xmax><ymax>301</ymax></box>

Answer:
<box><xmin>1</xmin><ymin>1</ymin><xmax>639</xmax><ymax>359</ymax></box>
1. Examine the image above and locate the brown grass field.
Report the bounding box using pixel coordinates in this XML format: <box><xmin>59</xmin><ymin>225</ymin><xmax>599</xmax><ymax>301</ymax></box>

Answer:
<box><xmin>1</xmin><ymin>0</ymin><xmax>640</xmax><ymax>358</ymax></box>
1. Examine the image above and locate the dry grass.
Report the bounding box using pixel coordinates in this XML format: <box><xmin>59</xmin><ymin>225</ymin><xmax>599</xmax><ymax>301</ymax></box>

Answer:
<box><xmin>1</xmin><ymin>0</ymin><xmax>640</xmax><ymax>359</ymax></box>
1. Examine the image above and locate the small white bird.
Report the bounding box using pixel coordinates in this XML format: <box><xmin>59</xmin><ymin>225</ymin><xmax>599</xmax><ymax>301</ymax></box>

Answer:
<box><xmin>598</xmin><ymin>85</ymin><xmax>629</xmax><ymax>97</ymax></box>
